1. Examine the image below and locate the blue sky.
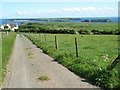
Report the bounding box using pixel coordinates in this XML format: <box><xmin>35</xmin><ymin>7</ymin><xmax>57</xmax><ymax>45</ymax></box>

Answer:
<box><xmin>1</xmin><ymin>0</ymin><xmax>119</xmax><ymax>18</ymax></box>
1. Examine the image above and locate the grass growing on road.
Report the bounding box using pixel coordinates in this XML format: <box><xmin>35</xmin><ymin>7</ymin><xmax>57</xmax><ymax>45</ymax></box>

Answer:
<box><xmin>25</xmin><ymin>33</ymin><xmax>119</xmax><ymax>89</ymax></box>
<box><xmin>28</xmin><ymin>52</ymin><xmax>34</xmax><ymax>59</ymax></box>
<box><xmin>38</xmin><ymin>75</ymin><xmax>50</xmax><ymax>81</ymax></box>
<box><xmin>24</xmin><ymin>48</ymin><xmax>34</xmax><ymax>59</ymax></box>
<box><xmin>2</xmin><ymin>32</ymin><xmax>16</xmax><ymax>83</ymax></box>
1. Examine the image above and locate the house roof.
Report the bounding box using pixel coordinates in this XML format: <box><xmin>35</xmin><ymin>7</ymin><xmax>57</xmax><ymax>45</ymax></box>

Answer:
<box><xmin>8</xmin><ymin>23</ymin><xmax>18</xmax><ymax>28</ymax></box>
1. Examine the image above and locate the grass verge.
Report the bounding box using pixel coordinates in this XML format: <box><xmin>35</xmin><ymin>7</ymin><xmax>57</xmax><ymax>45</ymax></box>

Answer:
<box><xmin>1</xmin><ymin>32</ymin><xmax>16</xmax><ymax>85</ymax></box>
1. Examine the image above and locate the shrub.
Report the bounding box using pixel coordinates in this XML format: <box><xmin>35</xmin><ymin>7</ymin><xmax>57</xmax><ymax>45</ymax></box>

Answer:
<box><xmin>101</xmin><ymin>30</ymin><xmax>113</xmax><ymax>35</ymax></box>
<box><xmin>91</xmin><ymin>30</ymin><xmax>101</xmax><ymax>34</ymax></box>
<box><xmin>78</xmin><ymin>30</ymin><xmax>89</xmax><ymax>34</ymax></box>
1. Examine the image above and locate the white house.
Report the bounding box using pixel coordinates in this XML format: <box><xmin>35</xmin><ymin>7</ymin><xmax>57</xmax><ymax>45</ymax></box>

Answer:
<box><xmin>10</xmin><ymin>23</ymin><xmax>19</xmax><ymax>31</ymax></box>
<box><xmin>0</xmin><ymin>25</ymin><xmax>4</xmax><ymax>29</ymax></box>
<box><xmin>6</xmin><ymin>24</ymin><xmax>11</xmax><ymax>29</ymax></box>
<box><xmin>0</xmin><ymin>23</ymin><xmax>19</xmax><ymax>31</ymax></box>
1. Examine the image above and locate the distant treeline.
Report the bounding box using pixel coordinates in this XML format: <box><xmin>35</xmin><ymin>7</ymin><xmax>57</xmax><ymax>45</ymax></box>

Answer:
<box><xmin>82</xmin><ymin>19</ymin><xmax>111</xmax><ymax>22</ymax></box>
<box><xmin>9</xmin><ymin>18</ymin><xmax>81</xmax><ymax>21</ymax></box>
<box><xmin>78</xmin><ymin>29</ymin><xmax>119</xmax><ymax>35</ymax></box>
<box><xmin>9</xmin><ymin>18</ymin><xmax>81</xmax><ymax>22</ymax></box>
<box><xmin>16</xmin><ymin>22</ymin><xmax>119</xmax><ymax>35</ymax></box>
<box><xmin>9</xmin><ymin>18</ymin><xmax>111</xmax><ymax>22</ymax></box>
<box><xmin>17</xmin><ymin>29</ymin><xmax>120</xmax><ymax>35</ymax></box>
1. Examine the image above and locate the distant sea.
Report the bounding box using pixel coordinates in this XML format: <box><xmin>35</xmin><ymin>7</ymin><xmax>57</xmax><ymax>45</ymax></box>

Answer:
<box><xmin>0</xmin><ymin>17</ymin><xmax>118</xmax><ymax>25</ymax></box>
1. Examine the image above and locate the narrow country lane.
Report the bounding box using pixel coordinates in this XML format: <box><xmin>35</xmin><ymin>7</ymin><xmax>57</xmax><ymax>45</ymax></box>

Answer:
<box><xmin>3</xmin><ymin>34</ymin><xmax>99</xmax><ymax>88</ymax></box>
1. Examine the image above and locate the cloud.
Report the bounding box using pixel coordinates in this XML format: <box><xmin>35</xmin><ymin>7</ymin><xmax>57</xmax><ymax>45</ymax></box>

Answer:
<box><xmin>45</xmin><ymin>7</ymin><xmax>117</xmax><ymax>17</ymax></box>
<box><xmin>17</xmin><ymin>11</ymin><xmax>27</xmax><ymax>15</ymax></box>
<box><xmin>62</xmin><ymin>7</ymin><xmax>116</xmax><ymax>13</ymax></box>
<box><xmin>62</xmin><ymin>7</ymin><xmax>97</xmax><ymax>12</ymax></box>
<box><xmin>17</xmin><ymin>6</ymin><xmax>117</xmax><ymax>17</ymax></box>
<box><xmin>47</xmin><ymin>9</ymin><xmax>60</xmax><ymax>13</ymax></box>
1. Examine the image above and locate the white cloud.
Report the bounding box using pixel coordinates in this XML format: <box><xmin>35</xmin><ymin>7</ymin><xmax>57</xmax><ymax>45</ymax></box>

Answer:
<box><xmin>16</xmin><ymin>6</ymin><xmax>117</xmax><ymax>17</ymax></box>
<box><xmin>62</xmin><ymin>7</ymin><xmax>98</xmax><ymax>12</ymax></box>
<box><xmin>17</xmin><ymin>11</ymin><xmax>27</xmax><ymax>15</ymax></box>
<box><xmin>46</xmin><ymin>7</ymin><xmax>117</xmax><ymax>17</ymax></box>
<box><xmin>47</xmin><ymin>9</ymin><xmax>61</xmax><ymax>13</ymax></box>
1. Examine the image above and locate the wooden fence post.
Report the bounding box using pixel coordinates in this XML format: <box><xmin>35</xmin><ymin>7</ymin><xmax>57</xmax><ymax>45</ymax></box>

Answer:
<box><xmin>55</xmin><ymin>35</ymin><xmax>58</xmax><ymax>49</ymax></box>
<box><xmin>75</xmin><ymin>37</ymin><xmax>79</xmax><ymax>57</ymax></box>
<box><xmin>35</xmin><ymin>32</ymin><xmax>37</xmax><ymax>41</ymax></box>
<box><xmin>28</xmin><ymin>32</ymin><xmax>29</xmax><ymax>35</ymax></box>
<box><xmin>39</xmin><ymin>33</ymin><xmax>41</xmax><ymax>42</ymax></box>
<box><xmin>44</xmin><ymin>34</ymin><xmax>46</xmax><ymax>42</ymax></box>
<box><xmin>39</xmin><ymin>33</ymin><xmax>40</xmax><ymax>39</ymax></box>
<box><xmin>107</xmin><ymin>55</ymin><xmax>120</xmax><ymax>70</ymax></box>
<box><xmin>35</xmin><ymin>32</ymin><xmax>37</xmax><ymax>40</ymax></box>
<box><xmin>34</xmin><ymin>32</ymin><xmax>35</xmax><ymax>40</ymax></box>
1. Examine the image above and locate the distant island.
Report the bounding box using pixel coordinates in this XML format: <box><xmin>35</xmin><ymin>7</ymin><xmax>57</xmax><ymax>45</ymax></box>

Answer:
<box><xmin>82</xmin><ymin>19</ymin><xmax>111</xmax><ymax>22</ymax></box>
<box><xmin>8</xmin><ymin>18</ymin><xmax>111</xmax><ymax>23</ymax></box>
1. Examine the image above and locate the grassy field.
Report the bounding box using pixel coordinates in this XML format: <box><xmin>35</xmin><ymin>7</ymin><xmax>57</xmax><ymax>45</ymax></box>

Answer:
<box><xmin>20</xmin><ymin>22</ymin><xmax>118</xmax><ymax>31</ymax></box>
<box><xmin>19</xmin><ymin>22</ymin><xmax>118</xmax><ymax>34</ymax></box>
<box><xmin>1</xmin><ymin>32</ymin><xmax>16</xmax><ymax>85</ymax></box>
<box><xmin>25</xmin><ymin>33</ymin><xmax>119</xmax><ymax>88</ymax></box>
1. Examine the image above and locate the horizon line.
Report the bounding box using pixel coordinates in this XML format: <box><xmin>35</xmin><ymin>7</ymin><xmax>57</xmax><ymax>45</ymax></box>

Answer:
<box><xmin>0</xmin><ymin>16</ymin><xmax>118</xmax><ymax>19</ymax></box>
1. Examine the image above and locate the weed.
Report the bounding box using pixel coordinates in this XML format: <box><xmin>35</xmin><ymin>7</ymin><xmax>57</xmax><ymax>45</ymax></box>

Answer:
<box><xmin>28</xmin><ymin>52</ymin><xmax>33</xmax><ymax>56</ymax></box>
<box><xmin>24</xmin><ymin>48</ymin><xmax>31</xmax><ymax>50</ymax></box>
<box><xmin>38</xmin><ymin>75</ymin><xmax>50</xmax><ymax>81</ymax></box>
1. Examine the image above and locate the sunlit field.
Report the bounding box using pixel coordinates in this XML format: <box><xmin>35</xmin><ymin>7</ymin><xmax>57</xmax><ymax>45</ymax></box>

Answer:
<box><xmin>24</xmin><ymin>33</ymin><xmax>119</xmax><ymax>88</ymax></box>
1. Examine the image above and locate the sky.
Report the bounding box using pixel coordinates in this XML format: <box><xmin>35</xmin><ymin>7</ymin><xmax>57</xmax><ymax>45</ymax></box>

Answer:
<box><xmin>1</xmin><ymin>0</ymin><xmax>119</xmax><ymax>18</ymax></box>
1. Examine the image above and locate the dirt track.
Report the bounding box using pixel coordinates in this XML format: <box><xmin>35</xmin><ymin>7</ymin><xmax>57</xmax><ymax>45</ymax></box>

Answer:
<box><xmin>3</xmin><ymin>34</ymin><xmax>99</xmax><ymax>88</ymax></box>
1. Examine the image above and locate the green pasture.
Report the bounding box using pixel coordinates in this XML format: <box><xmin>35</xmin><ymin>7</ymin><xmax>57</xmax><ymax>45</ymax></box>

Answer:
<box><xmin>25</xmin><ymin>33</ymin><xmax>119</xmax><ymax>88</ymax></box>
<box><xmin>20</xmin><ymin>22</ymin><xmax>118</xmax><ymax>32</ymax></box>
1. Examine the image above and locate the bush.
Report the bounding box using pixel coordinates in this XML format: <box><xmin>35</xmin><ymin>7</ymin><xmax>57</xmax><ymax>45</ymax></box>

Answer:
<box><xmin>94</xmin><ymin>68</ymin><xmax>118</xmax><ymax>88</ymax></box>
<box><xmin>101</xmin><ymin>30</ymin><xmax>113</xmax><ymax>35</ymax></box>
<box><xmin>91</xmin><ymin>30</ymin><xmax>101</xmax><ymax>34</ymax></box>
<box><xmin>78</xmin><ymin>30</ymin><xmax>90</xmax><ymax>34</ymax></box>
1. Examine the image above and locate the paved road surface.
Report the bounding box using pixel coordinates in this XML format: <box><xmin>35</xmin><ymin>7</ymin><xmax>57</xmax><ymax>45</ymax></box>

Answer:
<box><xmin>3</xmin><ymin>34</ymin><xmax>99</xmax><ymax>88</ymax></box>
